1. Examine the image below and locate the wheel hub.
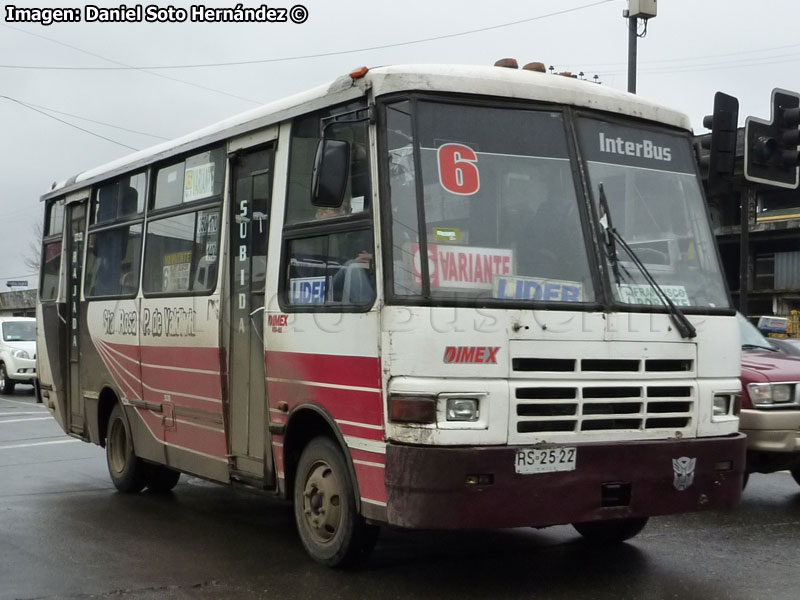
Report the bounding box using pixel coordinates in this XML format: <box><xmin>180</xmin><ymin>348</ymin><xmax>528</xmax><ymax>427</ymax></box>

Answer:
<box><xmin>301</xmin><ymin>460</ymin><xmax>342</xmax><ymax>543</ymax></box>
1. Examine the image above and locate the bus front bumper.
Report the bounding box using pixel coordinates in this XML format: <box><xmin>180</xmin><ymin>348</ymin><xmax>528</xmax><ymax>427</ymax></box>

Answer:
<box><xmin>384</xmin><ymin>434</ymin><xmax>747</xmax><ymax>530</ymax></box>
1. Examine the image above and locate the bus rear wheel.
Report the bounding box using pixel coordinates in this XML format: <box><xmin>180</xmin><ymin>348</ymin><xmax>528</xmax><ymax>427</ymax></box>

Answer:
<box><xmin>146</xmin><ymin>464</ymin><xmax>181</xmax><ymax>492</ymax></box>
<box><xmin>790</xmin><ymin>466</ymin><xmax>800</xmax><ymax>488</ymax></box>
<box><xmin>293</xmin><ymin>436</ymin><xmax>378</xmax><ymax>567</ymax></box>
<box><xmin>572</xmin><ymin>517</ymin><xmax>649</xmax><ymax>543</ymax></box>
<box><xmin>106</xmin><ymin>403</ymin><xmax>147</xmax><ymax>493</ymax></box>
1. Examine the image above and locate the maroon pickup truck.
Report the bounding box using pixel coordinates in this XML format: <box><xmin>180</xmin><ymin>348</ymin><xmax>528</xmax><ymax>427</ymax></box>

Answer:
<box><xmin>738</xmin><ymin>313</ymin><xmax>800</xmax><ymax>487</ymax></box>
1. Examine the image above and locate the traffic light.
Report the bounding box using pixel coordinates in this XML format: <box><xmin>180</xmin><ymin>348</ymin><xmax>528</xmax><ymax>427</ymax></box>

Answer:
<box><xmin>701</xmin><ymin>92</ymin><xmax>739</xmax><ymax>196</ymax></box>
<box><xmin>745</xmin><ymin>88</ymin><xmax>800</xmax><ymax>189</ymax></box>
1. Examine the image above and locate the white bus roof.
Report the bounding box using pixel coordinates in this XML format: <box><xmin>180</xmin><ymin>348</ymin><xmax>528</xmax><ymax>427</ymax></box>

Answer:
<box><xmin>42</xmin><ymin>63</ymin><xmax>692</xmax><ymax>201</ymax></box>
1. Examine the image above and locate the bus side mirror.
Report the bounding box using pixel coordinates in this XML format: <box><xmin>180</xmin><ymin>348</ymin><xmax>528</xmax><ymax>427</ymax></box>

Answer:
<box><xmin>311</xmin><ymin>138</ymin><xmax>350</xmax><ymax>208</ymax></box>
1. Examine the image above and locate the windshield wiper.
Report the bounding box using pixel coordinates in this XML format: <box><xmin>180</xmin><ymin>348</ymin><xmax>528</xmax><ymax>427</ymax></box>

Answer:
<box><xmin>598</xmin><ymin>183</ymin><xmax>697</xmax><ymax>340</ymax></box>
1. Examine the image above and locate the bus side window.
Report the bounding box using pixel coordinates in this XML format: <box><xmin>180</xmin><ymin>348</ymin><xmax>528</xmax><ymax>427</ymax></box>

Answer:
<box><xmin>285</xmin><ymin>104</ymin><xmax>371</xmax><ymax>224</ymax></box>
<box><xmin>142</xmin><ymin>209</ymin><xmax>220</xmax><ymax>295</ymax></box>
<box><xmin>40</xmin><ymin>199</ymin><xmax>65</xmax><ymax>301</ymax></box>
<box><xmin>281</xmin><ymin>102</ymin><xmax>376</xmax><ymax>312</ymax></box>
<box><xmin>285</xmin><ymin>229</ymin><xmax>374</xmax><ymax>307</ymax></box>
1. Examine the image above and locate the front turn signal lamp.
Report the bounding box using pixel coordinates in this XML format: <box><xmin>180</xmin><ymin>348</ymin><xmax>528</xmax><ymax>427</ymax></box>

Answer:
<box><xmin>389</xmin><ymin>394</ymin><xmax>436</xmax><ymax>424</ymax></box>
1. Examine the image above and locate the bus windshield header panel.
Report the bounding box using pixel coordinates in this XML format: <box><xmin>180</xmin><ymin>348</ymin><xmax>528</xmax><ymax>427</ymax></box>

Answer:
<box><xmin>385</xmin><ymin>99</ymin><xmax>596</xmax><ymax>306</ymax></box>
<box><xmin>577</xmin><ymin>118</ymin><xmax>730</xmax><ymax>310</ymax></box>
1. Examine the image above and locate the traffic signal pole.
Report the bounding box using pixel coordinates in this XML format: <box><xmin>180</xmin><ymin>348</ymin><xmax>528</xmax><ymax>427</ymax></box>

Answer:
<box><xmin>739</xmin><ymin>188</ymin><xmax>755</xmax><ymax>316</ymax></box>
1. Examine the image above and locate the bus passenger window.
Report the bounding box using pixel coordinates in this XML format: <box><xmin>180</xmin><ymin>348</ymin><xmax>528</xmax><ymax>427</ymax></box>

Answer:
<box><xmin>143</xmin><ymin>210</ymin><xmax>220</xmax><ymax>294</ymax></box>
<box><xmin>153</xmin><ymin>148</ymin><xmax>225</xmax><ymax>211</ymax></box>
<box><xmin>84</xmin><ymin>225</ymin><xmax>142</xmax><ymax>298</ymax></box>
<box><xmin>91</xmin><ymin>173</ymin><xmax>146</xmax><ymax>225</ymax></box>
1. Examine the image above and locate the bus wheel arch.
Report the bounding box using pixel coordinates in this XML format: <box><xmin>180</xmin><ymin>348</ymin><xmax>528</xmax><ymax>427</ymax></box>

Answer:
<box><xmin>283</xmin><ymin>405</ymin><xmax>378</xmax><ymax>566</ymax></box>
<box><xmin>282</xmin><ymin>405</ymin><xmax>360</xmax><ymax>507</ymax></box>
<box><xmin>96</xmin><ymin>386</ymin><xmax>119</xmax><ymax>448</ymax></box>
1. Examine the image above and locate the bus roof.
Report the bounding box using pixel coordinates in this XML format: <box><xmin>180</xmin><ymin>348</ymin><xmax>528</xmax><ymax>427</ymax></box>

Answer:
<box><xmin>42</xmin><ymin>63</ymin><xmax>692</xmax><ymax>202</ymax></box>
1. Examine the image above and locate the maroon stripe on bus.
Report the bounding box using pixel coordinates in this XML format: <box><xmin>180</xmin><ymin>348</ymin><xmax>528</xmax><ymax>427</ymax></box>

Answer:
<box><xmin>141</xmin><ymin>345</ymin><xmax>221</xmax><ymax>371</ymax></box>
<box><xmin>353</xmin><ymin>461</ymin><xmax>387</xmax><ymax>504</ymax></box>
<box><xmin>101</xmin><ymin>340</ymin><xmax>141</xmax><ymax>361</ymax></box>
<box><xmin>266</xmin><ymin>379</ymin><xmax>383</xmax><ymax>429</ymax></box>
<box><xmin>142</xmin><ymin>388</ymin><xmax>223</xmax><ymax>414</ymax></box>
<box><xmin>141</xmin><ymin>364</ymin><xmax>222</xmax><ymax>401</ymax></box>
<box><xmin>165</xmin><ymin>424</ymin><xmax>227</xmax><ymax>458</ymax></box>
<box><xmin>97</xmin><ymin>340</ymin><xmax>142</xmax><ymax>379</ymax></box>
<box><xmin>349</xmin><ymin>447</ymin><xmax>386</xmax><ymax>465</ymax></box>
<box><xmin>266</xmin><ymin>350</ymin><xmax>381</xmax><ymax>390</ymax></box>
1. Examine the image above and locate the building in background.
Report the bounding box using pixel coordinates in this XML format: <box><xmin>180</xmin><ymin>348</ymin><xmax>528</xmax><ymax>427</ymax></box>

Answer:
<box><xmin>696</xmin><ymin>128</ymin><xmax>800</xmax><ymax>336</ymax></box>
<box><xmin>0</xmin><ymin>289</ymin><xmax>36</xmax><ymax>317</ymax></box>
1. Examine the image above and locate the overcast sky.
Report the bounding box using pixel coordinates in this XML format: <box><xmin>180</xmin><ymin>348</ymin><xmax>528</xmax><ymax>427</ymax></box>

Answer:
<box><xmin>2</xmin><ymin>0</ymin><xmax>799</xmax><ymax>289</ymax></box>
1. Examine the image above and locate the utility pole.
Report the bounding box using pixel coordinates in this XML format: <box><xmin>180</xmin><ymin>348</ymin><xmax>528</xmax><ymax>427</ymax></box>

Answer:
<box><xmin>623</xmin><ymin>1</ymin><xmax>658</xmax><ymax>94</ymax></box>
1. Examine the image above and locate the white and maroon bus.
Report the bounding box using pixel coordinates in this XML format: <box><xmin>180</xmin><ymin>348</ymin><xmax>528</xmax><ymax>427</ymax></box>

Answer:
<box><xmin>37</xmin><ymin>62</ymin><xmax>746</xmax><ymax>566</ymax></box>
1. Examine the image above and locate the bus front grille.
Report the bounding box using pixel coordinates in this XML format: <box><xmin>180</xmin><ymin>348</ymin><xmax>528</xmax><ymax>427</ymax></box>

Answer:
<box><xmin>513</xmin><ymin>384</ymin><xmax>694</xmax><ymax>437</ymax></box>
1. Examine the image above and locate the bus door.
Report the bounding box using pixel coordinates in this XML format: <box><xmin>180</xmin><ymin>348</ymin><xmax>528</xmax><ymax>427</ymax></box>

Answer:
<box><xmin>228</xmin><ymin>145</ymin><xmax>275</xmax><ymax>482</ymax></box>
<box><xmin>67</xmin><ymin>200</ymin><xmax>87</xmax><ymax>433</ymax></box>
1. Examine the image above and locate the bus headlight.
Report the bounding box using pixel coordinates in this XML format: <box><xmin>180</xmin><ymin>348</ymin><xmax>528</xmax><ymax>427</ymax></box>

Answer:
<box><xmin>446</xmin><ymin>398</ymin><xmax>480</xmax><ymax>422</ymax></box>
<box><xmin>11</xmin><ymin>349</ymin><xmax>30</xmax><ymax>359</ymax></box>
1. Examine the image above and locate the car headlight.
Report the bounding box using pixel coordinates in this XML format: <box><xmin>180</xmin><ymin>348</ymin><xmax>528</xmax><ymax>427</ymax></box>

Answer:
<box><xmin>11</xmin><ymin>349</ymin><xmax>30</xmax><ymax>360</ymax></box>
<box><xmin>748</xmin><ymin>382</ymin><xmax>796</xmax><ymax>406</ymax></box>
<box><xmin>773</xmin><ymin>384</ymin><xmax>793</xmax><ymax>403</ymax></box>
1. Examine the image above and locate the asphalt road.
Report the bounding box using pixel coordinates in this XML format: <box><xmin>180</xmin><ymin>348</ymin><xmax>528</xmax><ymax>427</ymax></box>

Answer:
<box><xmin>2</xmin><ymin>388</ymin><xmax>799</xmax><ymax>600</ymax></box>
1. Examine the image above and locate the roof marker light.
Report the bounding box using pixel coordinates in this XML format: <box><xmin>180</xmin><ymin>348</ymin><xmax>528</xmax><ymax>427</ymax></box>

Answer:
<box><xmin>493</xmin><ymin>58</ymin><xmax>518</xmax><ymax>69</ymax></box>
<box><xmin>522</xmin><ymin>62</ymin><xmax>546</xmax><ymax>73</ymax></box>
<box><xmin>349</xmin><ymin>66</ymin><xmax>369</xmax><ymax>79</ymax></box>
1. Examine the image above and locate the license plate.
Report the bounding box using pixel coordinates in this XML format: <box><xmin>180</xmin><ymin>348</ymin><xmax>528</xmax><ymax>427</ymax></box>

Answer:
<box><xmin>515</xmin><ymin>446</ymin><xmax>577</xmax><ymax>474</ymax></box>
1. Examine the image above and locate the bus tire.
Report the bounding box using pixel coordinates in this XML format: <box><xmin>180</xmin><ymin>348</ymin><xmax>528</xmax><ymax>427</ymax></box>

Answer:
<box><xmin>0</xmin><ymin>363</ymin><xmax>16</xmax><ymax>394</ymax></box>
<box><xmin>106</xmin><ymin>403</ymin><xmax>147</xmax><ymax>493</ymax></box>
<box><xmin>790</xmin><ymin>466</ymin><xmax>800</xmax><ymax>488</ymax></box>
<box><xmin>293</xmin><ymin>436</ymin><xmax>378</xmax><ymax>567</ymax></box>
<box><xmin>146</xmin><ymin>464</ymin><xmax>181</xmax><ymax>492</ymax></box>
<box><xmin>572</xmin><ymin>517</ymin><xmax>648</xmax><ymax>543</ymax></box>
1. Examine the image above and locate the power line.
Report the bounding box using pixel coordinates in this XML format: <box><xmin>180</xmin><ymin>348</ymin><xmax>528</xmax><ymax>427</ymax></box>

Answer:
<box><xmin>576</xmin><ymin>41</ymin><xmax>800</xmax><ymax>70</ymax></box>
<box><xmin>1</xmin><ymin>23</ymin><xmax>261</xmax><ymax>105</ymax></box>
<box><xmin>599</xmin><ymin>50</ymin><xmax>800</xmax><ymax>76</ymax></box>
<box><xmin>0</xmin><ymin>1</ymin><xmax>616</xmax><ymax>71</ymax></box>
<box><xmin>1</xmin><ymin>95</ymin><xmax>140</xmax><ymax>151</ymax></box>
<box><xmin>5</xmin><ymin>97</ymin><xmax>170</xmax><ymax>140</ymax></box>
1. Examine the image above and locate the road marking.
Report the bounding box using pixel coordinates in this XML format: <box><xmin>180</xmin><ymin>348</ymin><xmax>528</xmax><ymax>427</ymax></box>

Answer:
<box><xmin>0</xmin><ymin>412</ymin><xmax>50</xmax><ymax>417</ymax></box>
<box><xmin>0</xmin><ymin>417</ymin><xmax>53</xmax><ymax>425</ymax></box>
<box><xmin>0</xmin><ymin>439</ymin><xmax>81</xmax><ymax>451</ymax></box>
<box><xmin>0</xmin><ymin>398</ymin><xmax>45</xmax><ymax>408</ymax></box>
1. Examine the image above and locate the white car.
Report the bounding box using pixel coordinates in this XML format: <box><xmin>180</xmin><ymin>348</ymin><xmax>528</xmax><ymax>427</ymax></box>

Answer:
<box><xmin>0</xmin><ymin>317</ymin><xmax>37</xmax><ymax>394</ymax></box>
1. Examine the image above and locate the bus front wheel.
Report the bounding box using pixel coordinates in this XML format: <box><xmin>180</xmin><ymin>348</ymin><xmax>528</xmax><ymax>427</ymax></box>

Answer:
<box><xmin>572</xmin><ymin>517</ymin><xmax>649</xmax><ymax>543</ymax></box>
<box><xmin>106</xmin><ymin>403</ymin><xmax>147</xmax><ymax>493</ymax></box>
<box><xmin>293</xmin><ymin>436</ymin><xmax>378</xmax><ymax>567</ymax></box>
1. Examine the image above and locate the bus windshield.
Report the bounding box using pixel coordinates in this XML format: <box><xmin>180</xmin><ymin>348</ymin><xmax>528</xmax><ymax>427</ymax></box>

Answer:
<box><xmin>577</xmin><ymin>118</ymin><xmax>730</xmax><ymax>309</ymax></box>
<box><xmin>385</xmin><ymin>100</ymin><xmax>596</xmax><ymax>304</ymax></box>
